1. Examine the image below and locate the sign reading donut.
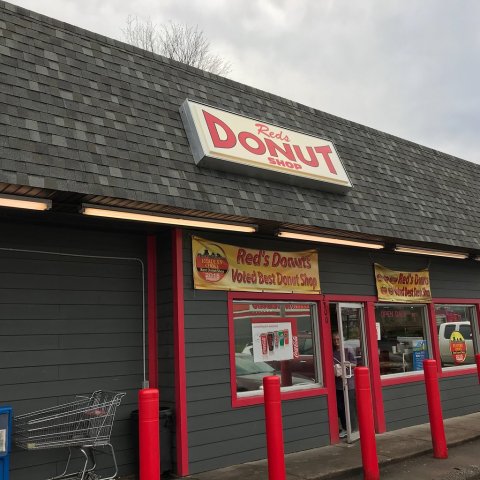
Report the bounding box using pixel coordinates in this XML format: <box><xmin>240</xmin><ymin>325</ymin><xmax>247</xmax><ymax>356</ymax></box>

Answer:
<box><xmin>180</xmin><ymin>99</ymin><xmax>352</xmax><ymax>193</ymax></box>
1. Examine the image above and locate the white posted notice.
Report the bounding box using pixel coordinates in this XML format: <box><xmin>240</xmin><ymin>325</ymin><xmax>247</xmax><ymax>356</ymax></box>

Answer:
<box><xmin>251</xmin><ymin>322</ymin><xmax>294</xmax><ymax>363</ymax></box>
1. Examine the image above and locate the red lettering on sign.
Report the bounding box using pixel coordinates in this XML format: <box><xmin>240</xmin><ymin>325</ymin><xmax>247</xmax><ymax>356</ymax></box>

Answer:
<box><xmin>314</xmin><ymin>146</ymin><xmax>337</xmax><ymax>174</ymax></box>
<box><xmin>265</xmin><ymin>138</ymin><xmax>296</xmax><ymax>162</ymax></box>
<box><xmin>238</xmin><ymin>131</ymin><xmax>266</xmax><ymax>155</ymax></box>
<box><xmin>203</xmin><ymin>110</ymin><xmax>236</xmax><ymax>148</ymax></box>
<box><xmin>294</xmin><ymin>145</ymin><xmax>319</xmax><ymax>167</ymax></box>
<box><xmin>255</xmin><ymin>123</ymin><xmax>290</xmax><ymax>142</ymax></box>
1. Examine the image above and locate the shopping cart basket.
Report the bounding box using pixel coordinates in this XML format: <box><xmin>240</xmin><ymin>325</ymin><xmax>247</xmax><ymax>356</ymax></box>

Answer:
<box><xmin>15</xmin><ymin>390</ymin><xmax>126</xmax><ymax>480</ymax></box>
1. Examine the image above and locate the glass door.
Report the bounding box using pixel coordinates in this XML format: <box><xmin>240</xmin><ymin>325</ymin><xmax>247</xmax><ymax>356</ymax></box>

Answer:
<box><xmin>331</xmin><ymin>302</ymin><xmax>367</xmax><ymax>443</ymax></box>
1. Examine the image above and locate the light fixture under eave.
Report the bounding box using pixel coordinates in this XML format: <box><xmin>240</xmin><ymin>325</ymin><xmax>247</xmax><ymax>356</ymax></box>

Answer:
<box><xmin>394</xmin><ymin>245</ymin><xmax>469</xmax><ymax>260</ymax></box>
<box><xmin>0</xmin><ymin>194</ymin><xmax>52</xmax><ymax>211</ymax></box>
<box><xmin>81</xmin><ymin>205</ymin><xmax>257</xmax><ymax>233</ymax></box>
<box><xmin>276</xmin><ymin>230</ymin><xmax>384</xmax><ymax>250</ymax></box>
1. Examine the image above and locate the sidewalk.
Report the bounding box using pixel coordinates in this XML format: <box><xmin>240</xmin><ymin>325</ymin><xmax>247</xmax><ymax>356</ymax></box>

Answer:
<box><xmin>184</xmin><ymin>412</ymin><xmax>480</xmax><ymax>480</ymax></box>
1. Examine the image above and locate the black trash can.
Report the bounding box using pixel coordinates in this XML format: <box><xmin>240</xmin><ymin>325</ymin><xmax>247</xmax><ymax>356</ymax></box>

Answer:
<box><xmin>131</xmin><ymin>407</ymin><xmax>173</xmax><ymax>474</ymax></box>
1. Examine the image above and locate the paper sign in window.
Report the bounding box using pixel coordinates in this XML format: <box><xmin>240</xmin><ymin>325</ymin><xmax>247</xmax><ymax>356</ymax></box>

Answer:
<box><xmin>251</xmin><ymin>319</ymin><xmax>298</xmax><ymax>363</ymax></box>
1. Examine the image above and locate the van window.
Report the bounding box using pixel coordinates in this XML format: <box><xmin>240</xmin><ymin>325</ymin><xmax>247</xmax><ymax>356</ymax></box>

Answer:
<box><xmin>443</xmin><ymin>324</ymin><xmax>455</xmax><ymax>340</ymax></box>
<box><xmin>459</xmin><ymin>325</ymin><xmax>473</xmax><ymax>340</ymax></box>
<box><xmin>434</xmin><ymin>304</ymin><xmax>478</xmax><ymax>369</ymax></box>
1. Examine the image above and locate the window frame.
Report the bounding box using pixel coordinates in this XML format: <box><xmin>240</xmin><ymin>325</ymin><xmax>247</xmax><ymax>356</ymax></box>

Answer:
<box><xmin>228</xmin><ymin>292</ymin><xmax>327</xmax><ymax>408</ymax></box>
<box><xmin>375</xmin><ymin>303</ymin><xmax>432</xmax><ymax>380</ymax></box>
<box><xmin>433</xmin><ymin>300</ymin><xmax>480</xmax><ymax>375</ymax></box>
<box><xmin>379</xmin><ymin>299</ymin><xmax>480</xmax><ymax>386</ymax></box>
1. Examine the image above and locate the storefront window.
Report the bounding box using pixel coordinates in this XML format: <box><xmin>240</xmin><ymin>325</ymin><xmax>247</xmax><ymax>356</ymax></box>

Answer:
<box><xmin>232</xmin><ymin>301</ymin><xmax>321</xmax><ymax>395</ymax></box>
<box><xmin>434</xmin><ymin>305</ymin><xmax>478</xmax><ymax>369</ymax></box>
<box><xmin>375</xmin><ymin>304</ymin><xmax>430</xmax><ymax>376</ymax></box>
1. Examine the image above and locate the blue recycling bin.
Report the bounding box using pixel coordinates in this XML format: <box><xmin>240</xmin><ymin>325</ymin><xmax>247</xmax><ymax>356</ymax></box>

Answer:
<box><xmin>0</xmin><ymin>407</ymin><xmax>12</xmax><ymax>480</ymax></box>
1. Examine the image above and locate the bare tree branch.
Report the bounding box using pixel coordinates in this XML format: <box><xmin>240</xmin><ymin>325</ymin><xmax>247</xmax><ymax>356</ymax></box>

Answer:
<box><xmin>122</xmin><ymin>17</ymin><xmax>231</xmax><ymax>76</ymax></box>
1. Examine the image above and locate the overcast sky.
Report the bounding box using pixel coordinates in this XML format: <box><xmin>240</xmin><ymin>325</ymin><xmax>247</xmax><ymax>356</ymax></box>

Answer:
<box><xmin>10</xmin><ymin>0</ymin><xmax>480</xmax><ymax>164</ymax></box>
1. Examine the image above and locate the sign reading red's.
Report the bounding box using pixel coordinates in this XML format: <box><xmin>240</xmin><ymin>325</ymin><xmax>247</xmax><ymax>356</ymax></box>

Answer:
<box><xmin>180</xmin><ymin>100</ymin><xmax>352</xmax><ymax>192</ymax></box>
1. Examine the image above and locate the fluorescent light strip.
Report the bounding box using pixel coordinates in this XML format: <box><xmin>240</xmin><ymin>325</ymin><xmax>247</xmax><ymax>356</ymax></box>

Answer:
<box><xmin>0</xmin><ymin>194</ymin><xmax>51</xmax><ymax>211</ymax></box>
<box><xmin>81</xmin><ymin>206</ymin><xmax>257</xmax><ymax>233</ymax></box>
<box><xmin>394</xmin><ymin>245</ymin><xmax>468</xmax><ymax>259</ymax></box>
<box><xmin>277</xmin><ymin>230</ymin><xmax>384</xmax><ymax>250</ymax></box>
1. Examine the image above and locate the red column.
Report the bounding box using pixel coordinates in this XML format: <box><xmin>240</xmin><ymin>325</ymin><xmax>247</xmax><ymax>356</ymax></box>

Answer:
<box><xmin>139</xmin><ymin>388</ymin><xmax>160</xmax><ymax>480</ymax></box>
<box><xmin>355</xmin><ymin>367</ymin><xmax>379</xmax><ymax>480</ymax></box>
<box><xmin>423</xmin><ymin>359</ymin><xmax>448</xmax><ymax>459</ymax></box>
<box><xmin>475</xmin><ymin>353</ymin><xmax>480</xmax><ymax>384</ymax></box>
<box><xmin>263</xmin><ymin>376</ymin><xmax>286</xmax><ymax>480</ymax></box>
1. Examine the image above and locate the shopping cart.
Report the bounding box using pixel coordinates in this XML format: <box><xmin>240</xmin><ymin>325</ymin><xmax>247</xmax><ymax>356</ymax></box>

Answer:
<box><xmin>15</xmin><ymin>390</ymin><xmax>126</xmax><ymax>480</ymax></box>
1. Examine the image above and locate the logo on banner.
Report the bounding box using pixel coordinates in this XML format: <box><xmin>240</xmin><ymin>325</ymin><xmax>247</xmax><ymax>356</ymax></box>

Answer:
<box><xmin>195</xmin><ymin>243</ymin><xmax>229</xmax><ymax>282</ymax></box>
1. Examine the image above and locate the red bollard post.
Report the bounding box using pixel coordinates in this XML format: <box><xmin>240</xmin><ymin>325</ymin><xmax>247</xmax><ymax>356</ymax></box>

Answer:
<box><xmin>139</xmin><ymin>388</ymin><xmax>160</xmax><ymax>480</ymax></box>
<box><xmin>475</xmin><ymin>354</ymin><xmax>480</xmax><ymax>384</ymax></box>
<box><xmin>263</xmin><ymin>376</ymin><xmax>286</xmax><ymax>480</ymax></box>
<box><xmin>355</xmin><ymin>367</ymin><xmax>380</xmax><ymax>480</ymax></box>
<box><xmin>423</xmin><ymin>359</ymin><xmax>448</xmax><ymax>459</ymax></box>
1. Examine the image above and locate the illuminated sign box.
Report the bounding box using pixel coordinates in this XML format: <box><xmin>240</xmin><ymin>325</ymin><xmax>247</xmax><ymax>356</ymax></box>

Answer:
<box><xmin>180</xmin><ymin>100</ymin><xmax>353</xmax><ymax>193</ymax></box>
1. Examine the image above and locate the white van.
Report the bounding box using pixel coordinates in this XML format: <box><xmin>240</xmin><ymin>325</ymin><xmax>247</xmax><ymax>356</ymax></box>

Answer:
<box><xmin>438</xmin><ymin>321</ymin><xmax>475</xmax><ymax>366</ymax></box>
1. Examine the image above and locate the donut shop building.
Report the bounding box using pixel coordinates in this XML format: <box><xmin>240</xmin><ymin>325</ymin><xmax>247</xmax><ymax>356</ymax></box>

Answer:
<box><xmin>2</xmin><ymin>2</ymin><xmax>480</xmax><ymax>478</ymax></box>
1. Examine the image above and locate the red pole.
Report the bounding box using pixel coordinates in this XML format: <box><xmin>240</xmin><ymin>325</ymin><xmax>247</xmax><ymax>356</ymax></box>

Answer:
<box><xmin>475</xmin><ymin>353</ymin><xmax>480</xmax><ymax>384</ymax></box>
<box><xmin>423</xmin><ymin>359</ymin><xmax>448</xmax><ymax>459</ymax></box>
<box><xmin>139</xmin><ymin>388</ymin><xmax>160</xmax><ymax>480</ymax></box>
<box><xmin>355</xmin><ymin>367</ymin><xmax>379</xmax><ymax>480</ymax></box>
<box><xmin>263</xmin><ymin>376</ymin><xmax>286</xmax><ymax>480</ymax></box>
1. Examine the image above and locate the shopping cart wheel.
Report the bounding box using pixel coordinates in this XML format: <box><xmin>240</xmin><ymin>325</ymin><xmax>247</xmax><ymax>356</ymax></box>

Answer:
<box><xmin>86</xmin><ymin>473</ymin><xmax>100</xmax><ymax>480</ymax></box>
<box><xmin>74</xmin><ymin>473</ymin><xmax>99</xmax><ymax>480</ymax></box>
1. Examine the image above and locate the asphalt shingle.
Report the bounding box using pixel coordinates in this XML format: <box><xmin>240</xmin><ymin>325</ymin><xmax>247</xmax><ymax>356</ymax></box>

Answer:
<box><xmin>1</xmin><ymin>0</ymin><xmax>480</xmax><ymax>250</ymax></box>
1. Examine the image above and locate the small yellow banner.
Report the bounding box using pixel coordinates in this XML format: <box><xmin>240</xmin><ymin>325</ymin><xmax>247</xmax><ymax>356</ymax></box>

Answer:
<box><xmin>374</xmin><ymin>263</ymin><xmax>432</xmax><ymax>303</ymax></box>
<box><xmin>192</xmin><ymin>236</ymin><xmax>320</xmax><ymax>293</ymax></box>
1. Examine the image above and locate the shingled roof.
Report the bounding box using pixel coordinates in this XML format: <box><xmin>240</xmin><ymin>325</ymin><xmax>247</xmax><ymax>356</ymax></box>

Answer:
<box><xmin>1</xmin><ymin>1</ymin><xmax>480</xmax><ymax>251</ymax></box>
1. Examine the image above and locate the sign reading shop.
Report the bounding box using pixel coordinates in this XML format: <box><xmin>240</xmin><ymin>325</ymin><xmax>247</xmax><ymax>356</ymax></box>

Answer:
<box><xmin>180</xmin><ymin>100</ymin><xmax>352</xmax><ymax>193</ymax></box>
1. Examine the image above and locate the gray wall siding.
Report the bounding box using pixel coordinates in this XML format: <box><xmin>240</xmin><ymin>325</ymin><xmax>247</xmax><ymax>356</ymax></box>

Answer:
<box><xmin>440</xmin><ymin>375</ymin><xmax>479</xmax><ymax>418</ymax></box>
<box><xmin>182</xmin><ymin>231</ymin><xmax>330</xmax><ymax>475</ymax></box>
<box><xmin>383</xmin><ymin>382</ymin><xmax>429</xmax><ymax>431</ymax></box>
<box><xmin>156</xmin><ymin>231</ymin><xmax>176</xmax><ymax>472</ymax></box>
<box><xmin>157</xmin><ymin>230</ymin><xmax>175</xmax><ymax>404</ymax></box>
<box><xmin>383</xmin><ymin>374</ymin><xmax>479</xmax><ymax>432</ymax></box>
<box><xmin>320</xmin><ymin>250</ymin><xmax>480</xmax><ymax>298</ymax></box>
<box><xmin>0</xmin><ymin>220</ymin><xmax>146</xmax><ymax>480</ymax></box>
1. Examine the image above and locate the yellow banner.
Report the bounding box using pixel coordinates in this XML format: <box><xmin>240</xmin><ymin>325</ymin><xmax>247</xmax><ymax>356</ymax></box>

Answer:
<box><xmin>374</xmin><ymin>263</ymin><xmax>432</xmax><ymax>303</ymax></box>
<box><xmin>192</xmin><ymin>236</ymin><xmax>320</xmax><ymax>293</ymax></box>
